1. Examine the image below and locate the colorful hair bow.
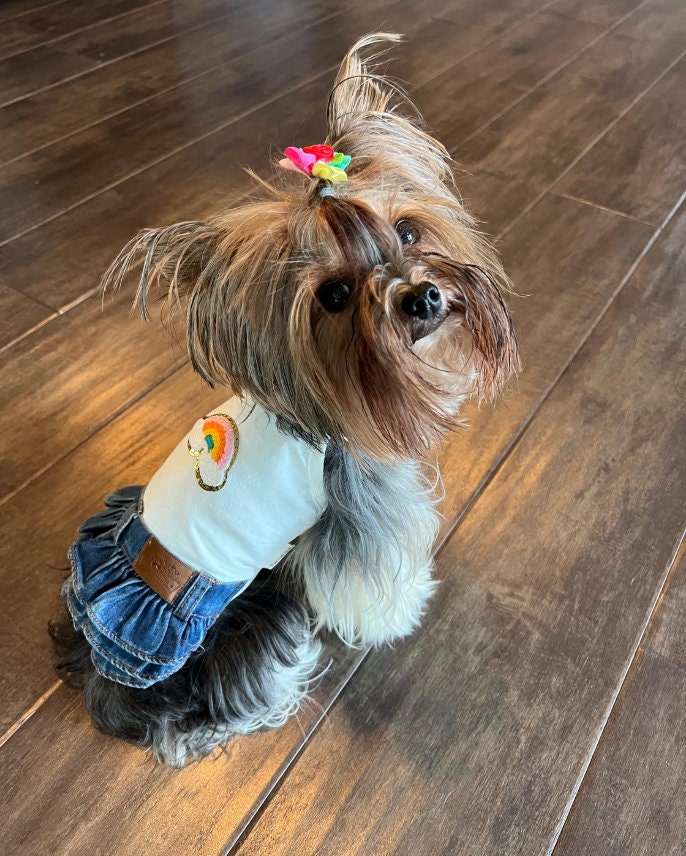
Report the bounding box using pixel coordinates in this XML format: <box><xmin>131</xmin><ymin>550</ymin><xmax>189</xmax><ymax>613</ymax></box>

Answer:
<box><xmin>279</xmin><ymin>145</ymin><xmax>351</xmax><ymax>183</ymax></box>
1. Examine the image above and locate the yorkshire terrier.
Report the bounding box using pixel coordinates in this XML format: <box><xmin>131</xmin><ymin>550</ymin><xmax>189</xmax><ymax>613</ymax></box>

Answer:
<box><xmin>51</xmin><ymin>33</ymin><xmax>519</xmax><ymax>767</ymax></box>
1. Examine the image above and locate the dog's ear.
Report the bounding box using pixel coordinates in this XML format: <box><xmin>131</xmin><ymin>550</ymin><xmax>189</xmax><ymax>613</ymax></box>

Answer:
<box><xmin>101</xmin><ymin>221</ymin><xmax>221</xmax><ymax>322</ymax></box>
<box><xmin>326</xmin><ymin>33</ymin><xmax>404</xmax><ymax>141</ymax></box>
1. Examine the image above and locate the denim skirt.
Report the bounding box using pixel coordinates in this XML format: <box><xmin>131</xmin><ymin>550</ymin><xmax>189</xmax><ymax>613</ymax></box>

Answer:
<box><xmin>62</xmin><ymin>486</ymin><xmax>247</xmax><ymax>688</ymax></box>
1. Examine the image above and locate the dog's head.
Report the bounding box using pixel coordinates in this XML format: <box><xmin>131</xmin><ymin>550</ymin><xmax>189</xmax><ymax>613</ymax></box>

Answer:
<box><xmin>105</xmin><ymin>34</ymin><xmax>519</xmax><ymax>460</ymax></box>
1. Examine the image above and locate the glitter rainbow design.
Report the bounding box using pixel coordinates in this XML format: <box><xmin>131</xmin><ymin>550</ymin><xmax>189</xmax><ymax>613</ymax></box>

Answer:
<box><xmin>279</xmin><ymin>144</ymin><xmax>351</xmax><ymax>183</ymax></box>
<box><xmin>187</xmin><ymin>413</ymin><xmax>239</xmax><ymax>492</ymax></box>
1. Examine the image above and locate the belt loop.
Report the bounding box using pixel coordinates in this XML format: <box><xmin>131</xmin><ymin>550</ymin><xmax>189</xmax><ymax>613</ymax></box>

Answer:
<box><xmin>112</xmin><ymin>501</ymin><xmax>139</xmax><ymax>543</ymax></box>
<box><xmin>173</xmin><ymin>575</ymin><xmax>212</xmax><ymax>620</ymax></box>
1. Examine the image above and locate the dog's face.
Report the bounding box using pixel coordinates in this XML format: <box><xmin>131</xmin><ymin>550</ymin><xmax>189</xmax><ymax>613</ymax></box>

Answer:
<box><xmin>106</xmin><ymin>34</ymin><xmax>518</xmax><ymax>461</ymax></box>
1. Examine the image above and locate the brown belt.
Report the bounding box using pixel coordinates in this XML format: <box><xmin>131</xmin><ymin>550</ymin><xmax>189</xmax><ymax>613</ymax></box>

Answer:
<box><xmin>132</xmin><ymin>536</ymin><xmax>196</xmax><ymax>604</ymax></box>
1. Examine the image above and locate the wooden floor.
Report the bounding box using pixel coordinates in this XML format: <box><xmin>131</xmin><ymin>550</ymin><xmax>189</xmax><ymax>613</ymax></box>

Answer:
<box><xmin>0</xmin><ymin>0</ymin><xmax>684</xmax><ymax>853</ymax></box>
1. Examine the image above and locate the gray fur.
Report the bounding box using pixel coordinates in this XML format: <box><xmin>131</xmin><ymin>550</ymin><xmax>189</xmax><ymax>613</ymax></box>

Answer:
<box><xmin>288</xmin><ymin>443</ymin><xmax>440</xmax><ymax>646</ymax></box>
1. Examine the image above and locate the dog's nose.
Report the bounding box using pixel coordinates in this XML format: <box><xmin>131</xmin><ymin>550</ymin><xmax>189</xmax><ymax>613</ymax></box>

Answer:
<box><xmin>401</xmin><ymin>282</ymin><xmax>442</xmax><ymax>320</ymax></box>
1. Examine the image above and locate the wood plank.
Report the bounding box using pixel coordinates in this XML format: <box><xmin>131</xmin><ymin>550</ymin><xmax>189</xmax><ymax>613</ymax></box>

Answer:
<box><xmin>0</xmin><ymin>0</ymin><xmax>159</xmax><ymax>60</ymax></box>
<box><xmin>0</xmin><ymin>17</ymin><xmax>335</xmax><ymax>245</ymax></box>
<box><xmin>0</xmin><ymin>645</ymin><xmax>362</xmax><ymax>856</ymax></box>
<box><xmin>436</xmin><ymin>0</ymin><xmax>557</xmax><ymax>31</ymax></box>
<box><xmin>0</xmin><ymin>288</ymin><xmax>186</xmax><ymax>501</ymax></box>
<box><xmin>0</xmin><ymin>0</ymin><xmax>69</xmax><ymax>23</ymax></box>
<box><xmin>53</xmin><ymin>0</ymin><xmax>274</xmax><ymax>63</ymax></box>
<box><xmin>0</xmin><ymin>0</ymin><xmax>336</xmax><ymax>165</ymax></box>
<box><xmin>455</xmin><ymin>0</ymin><xmax>686</xmax><ymax>191</ymax></box>
<box><xmin>436</xmin><ymin>192</ymin><xmax>652</xmax><ymax>526</ymax></box>
<box><xmin>553</xmin><ymin>649</ymin><xmax>686</xmax><ymax>855</ymax></box>
<box><xmin>0</xmin><ymin>285</ymin><xmax>52</xmax><ymax>350</ymax></box>
<box><xmin>452</xmin><ymin>167</ymin><xmax>533</xmax><ymax>237</ymax></box>
<box><xmin>0</xmin><ymin>0</ymin><xmax>467</xmax><ymax>107</ymax></box>
<box><xmin>411</xmin><ymin>10</ymin><xmax>603</xmax><ymax>147</ymax></box>
<box><xmin>231</xmin><ymin>201</ymin><xmax>686</xmax><ymax>856</ymax></box>
<box><xmin>0</xmin><ymin>1</ymin><xmax>466</xmax><ymax>246</ymax></box>
<box><xmin>556</xmin><ymin>56</ymin><xmax>686</xmax><ymax>225</ymax></box>
<box><xmin>0</xmin><ymin>0</ymin><xmax>250</xmax><ymax>107</ymax></box>
<box><xmin>552</xmin><ymin>0</ymin><xmax>648</xmax><ymax>26</ymax></box>
<box><xmin>0</xmin><ymin>45</ymin><xmax>96</xmax><ymax>106</ymax></box>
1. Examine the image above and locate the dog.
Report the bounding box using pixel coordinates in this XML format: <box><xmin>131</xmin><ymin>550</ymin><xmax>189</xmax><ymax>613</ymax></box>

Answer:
<box><xmin>51</xmin><ymin>33</ymin><xmax>519</xmax><ymax>767</ymax></box>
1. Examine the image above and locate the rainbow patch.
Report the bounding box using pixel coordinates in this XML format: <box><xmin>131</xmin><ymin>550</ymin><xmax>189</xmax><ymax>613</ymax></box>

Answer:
<box><xmin>187</xmin><ymin>413</ymin><xmax>239</xmax><ymax>491</ymax></box>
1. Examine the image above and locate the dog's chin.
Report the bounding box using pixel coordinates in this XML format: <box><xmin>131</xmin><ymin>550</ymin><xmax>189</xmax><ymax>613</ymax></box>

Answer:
<box><xmin>405</xmin><ymin>308</ymin><xmax>450</xmax><ymax>344</ymax></box>
<box><xmin>411</xmin><ymin>313</ymin><xmax>480</xmax><ymax>411</ymax></box>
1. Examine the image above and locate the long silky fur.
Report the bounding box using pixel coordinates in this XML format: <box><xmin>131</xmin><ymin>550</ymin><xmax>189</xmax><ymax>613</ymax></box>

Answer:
<box><xmin>287</xmin><ymin>442</ymin><xmax>441</xmax><ymax>646</ymax></box>
<box><xmin>51</xmin><ymin>572</ymin><xmax>320</xmax><ymax>767</ymax></box>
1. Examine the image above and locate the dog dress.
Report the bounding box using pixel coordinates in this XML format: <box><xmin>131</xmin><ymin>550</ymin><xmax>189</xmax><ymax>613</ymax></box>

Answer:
<box><xmin>62</xmin><ymin>397</ymin><xmax>327</xmax><ymax>688</ymax></box>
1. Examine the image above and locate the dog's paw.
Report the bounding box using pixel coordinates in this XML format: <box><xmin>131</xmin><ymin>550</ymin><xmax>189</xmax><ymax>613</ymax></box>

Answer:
<box><xmin>315</xmin><ymin>561</ymin><xmax>438</xmax><ymax>647</ymax></box>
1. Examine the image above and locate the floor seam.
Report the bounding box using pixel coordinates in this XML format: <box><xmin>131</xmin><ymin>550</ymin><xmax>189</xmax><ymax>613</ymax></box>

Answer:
<box><xmin>0</xmin><ymin>9</ymin><xmax>343</xmax><ymax>164</ymax></box>
<box><xmin>494</xmin><ymin>45</ymin><xmax>686</xmax><ymax>241</ymax></box>
<box><xmin>0</xmin><ymin>0</ymin><xmax>166</xmax><ymax>64</ymax></box>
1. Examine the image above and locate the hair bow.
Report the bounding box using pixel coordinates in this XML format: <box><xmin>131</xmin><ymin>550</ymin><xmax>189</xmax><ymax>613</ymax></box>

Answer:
<box><xmin>279</xmin><ymin>145</ymin><xmax>351</xmax><ymax>182</ymax></box>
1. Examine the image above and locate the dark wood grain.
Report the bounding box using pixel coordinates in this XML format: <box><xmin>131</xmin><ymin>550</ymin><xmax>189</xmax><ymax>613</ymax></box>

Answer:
<box><xmin>556</xmin><ymin>55</ymin><xmax>686</xmax><ymax>225</ymax></box>
<box><xmin>411</xmin><ymin>10</ymin><xmax>602</xmax><ymax>147</ymax></box>
<box><xmin>451</xmin><ymin>167</ymin><xmax>533</xmax><ymax>237</ymax></box>
<box><xmin>0</xmin><ymin>50</ymin><xmax>332</xmax><ymax>319</ymax></box>
<box><xmin>0</xmin><ymin>0</ymin><xmax>336</xmax><ymax>165</ymax></box>
<box><xmin>0</xmin><ymin>0</ymin><xmax>159</xmax><ymax>60</ymax></box>
<box><xmin>554</xmin><ymin>649</ymin><xmax>686</xmax><ymax>855</ymax></box>
<box><xmin>0</xmin><ymin>18</ymin><xmax>338</xmax><ymax>244</ymax></box>
<box><xmin>552</xmin><ymin>0</ymin><xmax>647</xmax><ymax>26</ymax></box>
<box><xmin>53</xmin><ymin>0</ymin><xmax>272</xmax><ymax>63</ymax></box>
<box><xmin>232</xmin><ymin>201</ymin><xmax>686</xmax><ymax>856</ymax></box>
<box><xmin>0</xmin><ymin>0</ymin><xmax>466</xmax><ymax>246</ymax></box>
<box><xmin>0</xmin><ymin>0</ymin><xmax>566</xmax><ymax>245</ymax></box>
<box><xmin>435</xmin><ymin>193</ymin><xmax>653</xmax><ymax>529</ymax></box>
<box><xmin>0</xmin><ymin>284</ymin><xmax>53</xmax><ymax>350</ymax></box>
<box><xmin>456</xmin><ymin>0</ymin><xmax>686</xmax><ymax>191</ymax></box>
<box><xmin>0</xmin><ymin>45</ymin><xmax>96</xmax><ymax>106</ymax></box>
<box><xmin>0</xmin><ymin>0</ymin><xmax>69</xmax><ymax>23</ymax></box>
<box><xmin>436</xmin><ymin>0</ymin><xmax>556</xmax><ymax>31</ymax></box>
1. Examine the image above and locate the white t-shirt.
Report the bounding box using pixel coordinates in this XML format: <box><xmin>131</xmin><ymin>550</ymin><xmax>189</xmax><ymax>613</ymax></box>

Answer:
<box><xmin>142</xmin><ymin>396</ymin><xmax>327</xmax><ymax>584</ymax></box>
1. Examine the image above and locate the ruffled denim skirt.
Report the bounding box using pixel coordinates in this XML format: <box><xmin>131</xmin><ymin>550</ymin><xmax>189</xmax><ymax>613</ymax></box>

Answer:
<box><xmin>62</xmin><ymin>486</ymin><xmax>247</xmax><ymax>688</ymax></box>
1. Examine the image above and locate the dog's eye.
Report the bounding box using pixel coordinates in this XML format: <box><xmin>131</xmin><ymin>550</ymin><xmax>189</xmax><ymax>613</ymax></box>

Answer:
<box><xmin>395</xmin><ymin>219</ymin><xmax>421</xmax><ymax>246</ymax></box>
<box><xmin>317</xmin><ymin>279</ymin><xmax>351</xmax><ymax>313</ymax></box>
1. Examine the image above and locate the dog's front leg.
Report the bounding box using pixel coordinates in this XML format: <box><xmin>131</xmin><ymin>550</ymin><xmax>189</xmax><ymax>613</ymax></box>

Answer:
<box><xmin>287</xmin><ymin>444</ymin><xmax>440</xmax><ymax>647</ymax></box>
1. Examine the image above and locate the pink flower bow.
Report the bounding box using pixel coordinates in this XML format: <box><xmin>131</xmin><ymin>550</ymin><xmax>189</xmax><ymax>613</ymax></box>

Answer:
<box><xmin>279</xmin><ymin>145</ymin><xmax>351</xmax><ymax>182</ymax></box>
